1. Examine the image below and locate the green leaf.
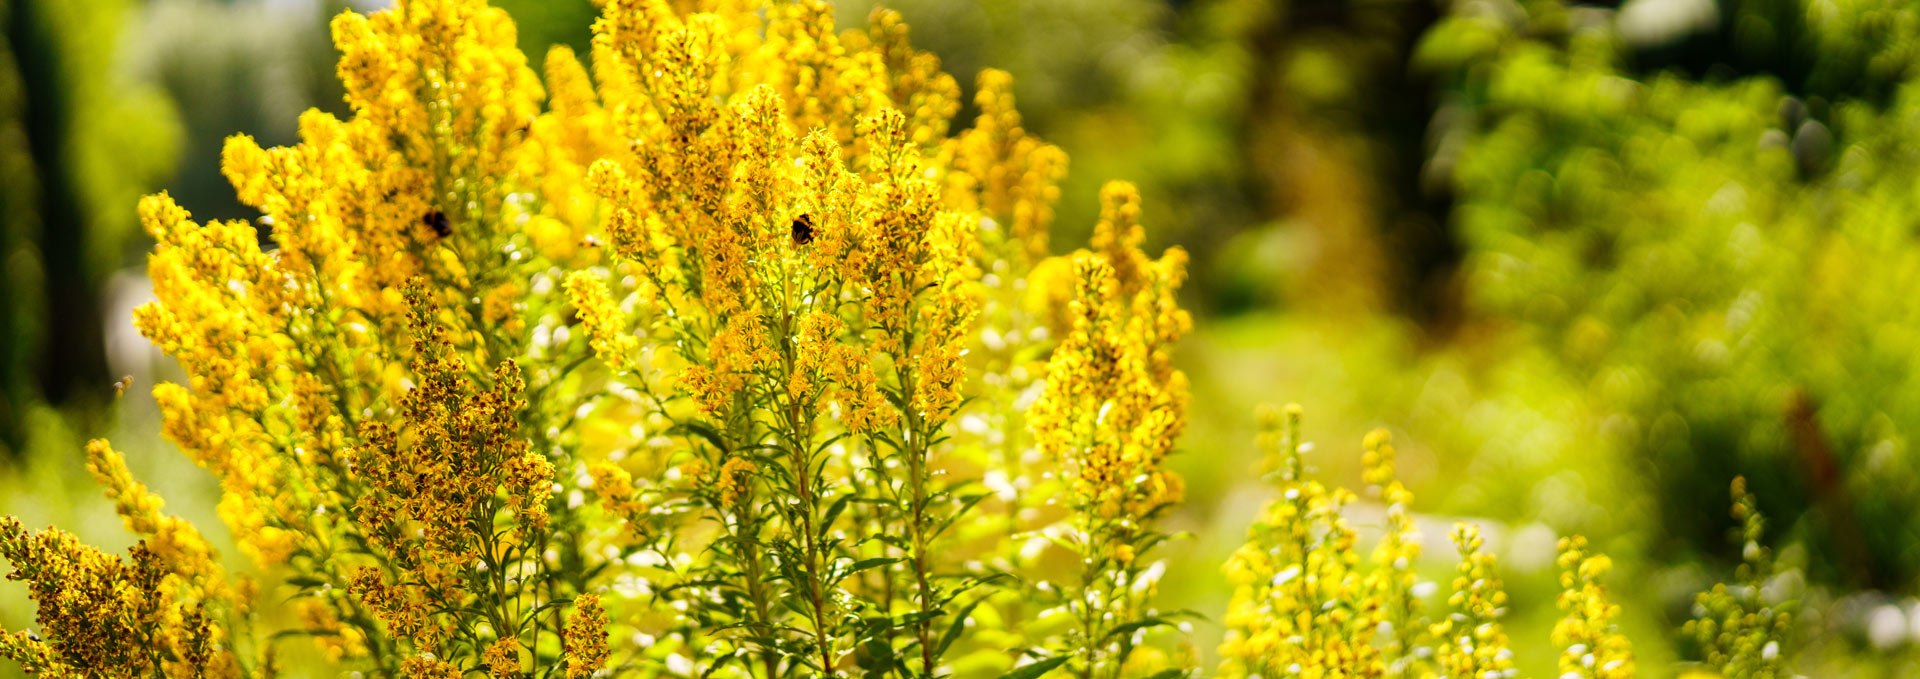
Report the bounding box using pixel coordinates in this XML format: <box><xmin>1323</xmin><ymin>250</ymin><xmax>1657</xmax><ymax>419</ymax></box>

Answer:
<box><xmin>846</xmin><ymin>557</ymin><xmax>902</xmax><ymax>576</ymax></box>
<box><xmin>936</xmin><ymin>598</ymin><xmax>986</xmax><ymax>657</ymax></box>
<box><xmin>821</xmin><ymin>493</ymin><xmax>855</xmax><ymax>535</ymax></box>
<box><xmin>281</xmin><ymin>575</ymin><xmax>329</xmax><ymax>590</ymax></box>
<box><xmin>998</xmin><ymin>656</ymin><xmax>1070</xmax><ymax>679</ymax></box>
<box><xmin>1102</xmin><ymin>617</ymin><xmax>1177</xmax><ymax>641</ymax></box>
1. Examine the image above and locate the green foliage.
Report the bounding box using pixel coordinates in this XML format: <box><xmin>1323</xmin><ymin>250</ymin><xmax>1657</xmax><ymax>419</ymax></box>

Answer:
<box><xmin>0</xmin><ymin>0</ymin><xmax>180</xmax><ymax>453</ymax></box>
<box><xmin>1422</xmin><ymin>0</ymin><xmax>1920</xmax><ymax>589</ymax></box>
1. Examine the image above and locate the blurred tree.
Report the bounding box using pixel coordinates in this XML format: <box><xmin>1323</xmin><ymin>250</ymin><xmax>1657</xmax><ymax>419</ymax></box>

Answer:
<box><xmin>1421</xmin><ymin>0</ymin><xmax>1920</xmax><ymax>590</ymax></box>
<box><xmin>0</xmin><ymin>0</ymin><xmax>36</xmax><ymax>456</ymax></box>
<box><xmin>0</xmin><ymin>0</ymin><xmax>181</xmax><ymax>457</ymax></box>
<box><xmin>835</xmin><ymin>0</ymin><xmax>1459</xmax><ymax>320</ymax></box>
<box><xmin>132</xmin><ymin>0</ymin><xmax>350</xmax><ymax>224</ymax></box>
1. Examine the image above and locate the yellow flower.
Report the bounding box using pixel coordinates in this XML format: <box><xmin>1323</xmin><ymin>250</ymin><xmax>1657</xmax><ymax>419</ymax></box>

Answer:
<box><xmin>1218</xmin><ymin>408</ymin><xmax>1399</xmax><ymax>678</ymax></box>
<box><xmin>484</xmin><ymin>637</ymin><xmax>521</xmax><ymax>677</ymax></box>
<box><xmin>84</xmin><ymin>439</ymin><xmax>225</xmax><ymax>590</ymax></box>
<box><xmin>858</xmin><ymin>8</ymin><xmax>960</xmax><ymax>146</ymax></box>
<box><xmin>503</xmin><ymin>447</ymin><xmax>557</xmax><ymax>537</ymax></box>
<box><xmin>0</xmin><ymin>519</ymin><xmax>234</xmax><ymax>675</ymax></box>
<box><xmin>1434</xmin><ymin>523</ymin><xmax>1515</xmax><ymax>678</ymax></box>
<box><xmin>1555</xmin><ymin>535</ymin><xmax>1635</xmax><ymax>679</ymax></box>
<box><xmin>947</xmin><ymin>69</ymin><xmax>1067</xmax><ymax>264</ymax></box>
<box><xmin>296</xmin><ymin>599</ymin><xmax>367</xmax><ymax>662</ymax></box>
<box><xmin>718</xmin><ymin>457</ymin><xmax>758</xmax><ymax>507</ymax></box>
<box><xmin>566</xmin><ymin>594</ymin><xmax>610</xmax><ymax>678</ymax></box>
<box><xmin>589</xmin><ymin>462</ymin><xmax>649</xmax><ymax>535</ymax></box>
<box><xmin>1031</xmin><ymin>183</ymin><xmax>1191</xmax><ymax>519</ymax></box>
<box><xmin>401</xmin><ymin>654</ymin><xmax>465</xmax><ymax>679</ymax></box>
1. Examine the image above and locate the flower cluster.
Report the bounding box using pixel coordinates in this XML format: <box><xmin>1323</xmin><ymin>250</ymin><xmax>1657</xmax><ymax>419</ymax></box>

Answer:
<box><xmin>1219</xmin><ymin>405</ymin><xmax>1389</xmax><ymax>677</ymax></box>
<box><xmin>1026</xmin><ymin>180</ymin><xmax>1193</xmax><ymax>676</ymax></box>
<box><xmin>1684</xmin><ymin>477</ymin><xmax>1795</xmax><ymax>678</ymax></box>
<box><xmin>1031</xmin><ymin>181</ymin><xmax>1192</xmax><ymax>521</ymax></box>
<box><xmin>1554</xmin><ymin>536</ymin><xmax>1636</xmax><ymax>679</ymax></box>
<box><xmin>0</xmin><ymin>0</ymin><xmax>1804</xmax><ymax>677</ymax></box>
<box><xmin>1217</xmin><ymin>407</ymin><xmax>1668</xmax><ymax>679</ymax></box>
<box><xmin>1433</xmin><ymin>524</ymin><xmax>1516</xmax><ymax>678</ymax></box>
<box><xmin>1</xmin><ymin>458</ymin><xmax>241</xmax><ymax>677</ymax></box>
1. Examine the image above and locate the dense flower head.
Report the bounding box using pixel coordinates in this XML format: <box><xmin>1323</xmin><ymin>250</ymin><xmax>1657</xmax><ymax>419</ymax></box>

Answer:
<box><xmin>1434</xmin><ymin>523</ymin><xmax>1517</xmax><ymax>679</ymax></box>
<box><xmin>565</xmin><ymin>593</ymin><xmax>610</xmax><ymax>678</ymax></box>
<box><xmin>0</xmin><ymin>517</ymin><xmax>237</xmax><ymax>677</ymax></box>
<box><xmin>1030</xmin><ymin>182</ymin><xmax>1192</xmax><ymax>519</ymax></box>
<box><xmin>948</xmin><ymin>69</ymin><xmax>1068</xmax><ymax>264</ymax></box>
<box><xmin>134</xmin><ymin>193</ymin><xmax>300</xmax><ymax>568</ymax></box>
<box><xmin>565</xmin><ymin>271</ymin><xmax>641</xmax><ymax>373</ymax></box>
<box><xmin>1219</xmin><ymin>408</ymin><xmax>1384</xmax><ymax>678</ymax></box>
<box><xmin>1555</xmin><ymin>535</ymin><xmax>1636</xmax><ymax>679</ymax></box>
<box><xmin>352</xmin><ymin>287</ymin><xmax>547</xmax><ymax>569</ymax></box>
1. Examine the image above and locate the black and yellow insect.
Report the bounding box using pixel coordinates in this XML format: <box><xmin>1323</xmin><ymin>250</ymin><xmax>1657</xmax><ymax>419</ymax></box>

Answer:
<box><xmin>791</xmin><ymin>213</ymin><xmax>814</xmax><ymax>246</ymax></box>
<box><xmin>423</xmin><ymin>210</ymin><xmax>451</xmax><ymax>238</ymax></box>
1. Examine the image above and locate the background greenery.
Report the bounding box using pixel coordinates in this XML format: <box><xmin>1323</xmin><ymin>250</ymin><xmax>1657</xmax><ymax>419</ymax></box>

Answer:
<box><xmin>7</xmin><ymin>0</ymin><xmax>1920</xmax><ymax>674</ymax></box>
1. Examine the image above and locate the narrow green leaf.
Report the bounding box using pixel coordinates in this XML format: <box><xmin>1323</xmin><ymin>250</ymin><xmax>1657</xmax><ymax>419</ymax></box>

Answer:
<box><xmin>998</xmin><ymin>656</ymin><xmax>1070</xmax><ymax>679</ymax></box>
<box><xmin>936</xmin><ymin>598</ymin><xmax>985</xmax><ymax>657</ymax></box>
<box><xmin>846</xmin><ymin>557</ymin><xmax>902</xmax><ymax>575</ymax></box>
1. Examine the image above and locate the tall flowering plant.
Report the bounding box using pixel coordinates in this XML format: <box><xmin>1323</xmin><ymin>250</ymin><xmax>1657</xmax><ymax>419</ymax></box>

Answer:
<box><xmin>0</xmin><ymin>0</ymin><xmax>1189</xmax><ymax>676</ymax></box>
<box><xmin>0</xmin><ymin>1</ymin><xmax>1799</xmax><ymax>677</ymax></box>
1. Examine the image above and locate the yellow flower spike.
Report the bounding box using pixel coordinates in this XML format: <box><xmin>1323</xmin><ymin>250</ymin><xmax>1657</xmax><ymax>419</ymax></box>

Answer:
<box><xmin>85</xmin><ymin>439</ymin><xmax>166</xmax><ymax>536</ymax></box>
<box><xmin>754</xmin><ymin>0</ymin><xmax>888</xmax><ymax>144</ymax></box>
<box><xmin>565</xmin><ymin>271</ymin><xmax>641</xmax><ymax>373</ymax></box>
<box><xmin>296</xmin><ymin>599</ymin><xmax>367</xmax><ymax>662</ymax></box>
<box><xmin>797</xmin><ymin>128</ymin><xmax>870</xmax><ymax>279</ymax></box>
<box><xmin>948</xmin><ymin>68</ymin><xmax>1067</xmax><ymax>264</ymax></box>
<box><xmin>0</xmin><ymin>518</ymin><xmax>238</xmax><ymax>675</ymax></box>
<box><xmin>565</xmin><ymin>594</ymin><xmax>611</xmax><ymax>678</ymax></box>
<box><xmin>587</xmin><ymin>462</ymin><xmax>651</xmax><ymax>535</ymax></box>
<box><xmin>825</xmin><ymin>343</ymin><xmax>894</xmax><ymax>433</ymax></box>
<box><xmin>861</xmin><ymin>8</ymin><xmax>960</xmax><ymax>146</ymax></box>
<box><xmin>685</xmin><ymin>311</ymin><xmax>776</xmax><ymax>415</ymax></box>
<box><xmin>0</xmin><ymin>630</ymin><xmax>62</xmax><ymax>675</ymax></box>
<box><xmin>718</xmin><ymin>456</ymin><xmax>758</xmax><ymax>507</ymax></box>
<box><xmin>1030</xmin><ymin>185</ymin><xmax>1189</xmax><ymax>674</ymax></box>
<box><xmin>532</xmin><ymin>44</ymin><xmax>621</xmax><ymax>228</ymax></box>
<box><xmin>1555</xmin><ymin>535</ymin><xmax>1636</xmax><ymax>679</ymax></box>
<box><xmin>1435</xmin><ymin>523</ymin><xmax>1515</xmax><ymax>679</ymax></box>
<box><xmin>85</xmin><ymin>439</ymin><xmax>223</xmax><ymax>585</ymax></box>
<box><xmin>1221</xmin><ymin>409</ymin><xmax>1430</xmax><ymax>678</ymax></box>
<box><xmin>1362</xmin><ymin>427</ymin><xmax>1424</xmax><ymax>671</ymax></box>
<box><xmin>134</xmin><ymin>193</ymin><xmax>296</xmax><ymax>569</ymax></box>
<box><xmin>503</xmin><ymin>447</ymin><xmax>556</xmax><ymax>537</ymax></box>
<box><xmin>400</xmin><ymin>655</ymin><xmax>465</xmax><ymax>679</ymax></box>
<box><xmin>1091</xmin><ymin>180</ymin><xmax>1151</xmax><ymax>296</ymax></box>
<box><xmin>788</xmin><ymin>311</ymin><xmax>844</xmax><ymax>401</ymax></box>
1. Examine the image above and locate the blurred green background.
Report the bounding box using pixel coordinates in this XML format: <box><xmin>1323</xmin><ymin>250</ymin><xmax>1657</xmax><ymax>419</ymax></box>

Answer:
<box><xmin>8</xmin><ymin>0</ymin><xmax>1920</xmax><ymax>674</ymax></box>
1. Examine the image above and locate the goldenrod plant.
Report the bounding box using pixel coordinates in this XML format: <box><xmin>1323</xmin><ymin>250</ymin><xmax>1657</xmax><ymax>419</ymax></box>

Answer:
<box><xmin>0</xmin><ymin>0</ymin><xmax>1800</xmax><ymax>677</ymax></box>
<box><xmin>0</xmin><ymin>0</ymin><xmax>1151</xmax><ymax>675</ymax></box>
<box><xmin>1684</xmin><ymin>478</ymin><xmax>1795</xmax><ymax>679</ymax></box>
<box><xmin>1216</xmin><ymin>407</ymin><xmax>1782</xmax><ymax>679</ymax></box>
